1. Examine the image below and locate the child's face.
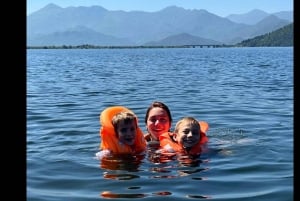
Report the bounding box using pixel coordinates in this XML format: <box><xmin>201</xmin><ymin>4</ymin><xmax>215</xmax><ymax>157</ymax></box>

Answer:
<box><xmin>146</xmin><ymin>107</ymin><xmax>171</xmax><ymax>140</ymax></box>
<box><xmin>116</xmin><ymin>120</ymin><xmax>137</xmax><ymax>146</ymax></box>
<box><xmin>174</xmin><ymin>122</ymin><xmax>200</xmax><ymax>148</ymax></box>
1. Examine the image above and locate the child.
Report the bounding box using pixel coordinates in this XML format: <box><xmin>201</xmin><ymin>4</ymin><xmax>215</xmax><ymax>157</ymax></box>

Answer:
<box><xmin>159</xmin><ymin>117</ymin><xmax>209</xmax><ymax>156</ymax></box>
<box><xmin>96</xmin><ymin>106</ymin><xmax>146</xmax><ymax>160</ymax></box>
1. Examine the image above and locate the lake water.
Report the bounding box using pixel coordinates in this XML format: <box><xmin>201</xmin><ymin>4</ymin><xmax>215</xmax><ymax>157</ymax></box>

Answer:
<box><xmin>27</xmin><ymin>47</ymin><xmax>293</xmax><ymax>201</ymax></box>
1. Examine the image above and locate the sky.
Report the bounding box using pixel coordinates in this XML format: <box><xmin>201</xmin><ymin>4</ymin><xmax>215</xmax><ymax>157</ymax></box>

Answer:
<box><xmin>27</xmin><ymin>0</ymin><xmax>293</xmax><ymax>17</ymax></box>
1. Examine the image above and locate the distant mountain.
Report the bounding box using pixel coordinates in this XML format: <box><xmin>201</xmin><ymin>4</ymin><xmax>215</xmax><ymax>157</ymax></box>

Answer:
<box><xmin>27</xmin><ymin>4</ymin><xmax>293</xmax><ymax>46</ymax></box>
<box><xmin>273</xmin><ymin>11</ymin><xmax>293</xmax><ymax>22</ymax></box>
<box><xmin>27</xmin><ymin>26</ymin><xmax>134</xmax><ymax>46</ymax></box>
<box><xmin>144</xmin><ymin>33</ymin><xmax>222</xmax><ymax>46</ymax></box>
<box><xmin>236</xmin><ymin>23</ymin><xmax>293</xmax><ymax>47</ymax></box>
<box><xmin>247</xmin><ymin>15</ymin><xmax>291</xmax><ymax>37</ymax></box>
<box><xmin>226</xmin><ymin>9</ymin><xmax>269</xmax><ymax>25</ymax></box>
<box><xmin>226</xmin><ymin>9</ymin><xmax>293</xmax><ymax>25</ymax></box>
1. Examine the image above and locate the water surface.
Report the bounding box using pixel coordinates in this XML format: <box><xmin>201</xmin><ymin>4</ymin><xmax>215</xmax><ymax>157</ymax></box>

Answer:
<box><xmin>27</xmin><ymin>47</ymin><xmax>293</xmax><ymax>201</ymax></box>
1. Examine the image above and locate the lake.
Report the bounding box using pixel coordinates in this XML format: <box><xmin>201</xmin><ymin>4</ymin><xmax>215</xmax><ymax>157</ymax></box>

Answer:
<box><xmin>27</xmin><ymin>47</ymin><xmax>293</xmax><ymax>200</ymax></box>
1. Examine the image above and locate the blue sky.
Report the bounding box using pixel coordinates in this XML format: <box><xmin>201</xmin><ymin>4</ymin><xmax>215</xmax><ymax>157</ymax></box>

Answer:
<box><xmin>27</xmin><ymin>0</ymin><xmax>293</xmax><ymax>17</ymax></box>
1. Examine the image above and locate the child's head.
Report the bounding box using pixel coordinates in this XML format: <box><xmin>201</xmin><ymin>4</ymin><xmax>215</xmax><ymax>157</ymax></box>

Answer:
<box><xmin>173</xmin><ymin>117</ymin><xmax>201</xmax><ymax>149</ymax></box>
<box><xmin>112</xmin><ymin>112</ymin><xmax>137</xmax><ymax>146</ymax></box>
<box><xmin>145</xmin><ymin>101</ymin><xmax>172</xmax><ymax>141</ymax></box>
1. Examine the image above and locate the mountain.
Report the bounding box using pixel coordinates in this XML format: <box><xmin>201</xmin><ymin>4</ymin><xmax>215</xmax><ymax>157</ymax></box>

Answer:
<box><xmin>143</xmin><ymin>33</ymin><xmax>222</xmax><ymax>46</ymax></box>
<box><xmin>226</xmin><ymin>9</ymin><xmax>269</xmax><ymax>25</ymax></box>
<box><xmin>236</xmin><ymin>23</ymin><xmax>293</xmax><ymax>47</ymax></box>
<box><xmin>27</xmin><ymin>26</ymin><xmax>134</xmax><ymax>46</ymax></box>
<box><xmin>226</xmin><ymin>9</ymin><xmax>293</xmax><ymax>25</ymax></box>
<box><xmin>273</xmin><ymin>11</ymin><xmax>293</xmax><ymax>22</ymax></box>
<box><xmin>27</xmin><ymin>4</ymin><xmax>293</xmax><ymax>46</ymax></box>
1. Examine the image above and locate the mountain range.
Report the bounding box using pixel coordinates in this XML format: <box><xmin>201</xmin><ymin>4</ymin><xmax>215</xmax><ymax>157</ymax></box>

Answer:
<box><xmin>27</xmin><ymin>4</ymin><xmax>293</xmax><ymax>46</ymax></box>
<box><xmin>237</xmin><ymin>22</ymin><xmax>293</xmax><ymax>47</ymax></box>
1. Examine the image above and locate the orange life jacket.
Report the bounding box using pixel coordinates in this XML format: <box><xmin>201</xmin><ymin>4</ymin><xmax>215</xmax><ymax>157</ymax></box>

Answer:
<box><xmin>99</xmin><ymin>106</ymin><xmax>146</xmax><ymax>154</ymax></box>
<box><xmin>159</xmin><ymin>121</ymin><xmax>209</xmax><ymax>155</ymax></box>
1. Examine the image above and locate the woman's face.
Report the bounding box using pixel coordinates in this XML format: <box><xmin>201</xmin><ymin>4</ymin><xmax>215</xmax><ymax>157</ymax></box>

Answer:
<box><xmin>146</xmin><ymin>107</ymin><xmax>171</xmax><ymax>141</ymax></box>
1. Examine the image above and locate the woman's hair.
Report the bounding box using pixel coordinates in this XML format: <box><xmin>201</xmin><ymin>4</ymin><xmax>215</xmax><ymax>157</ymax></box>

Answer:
<box><xmin>144</xmin><ymin>101</ymin><xmax>172</xmax><ymax>124</ymax></box>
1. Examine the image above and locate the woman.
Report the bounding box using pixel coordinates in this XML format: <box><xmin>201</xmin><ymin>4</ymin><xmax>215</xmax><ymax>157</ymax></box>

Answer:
<box><xmin>144</xmin><ymin>101</ymin><xmax>172</xmax><ymax>143</ymax></box>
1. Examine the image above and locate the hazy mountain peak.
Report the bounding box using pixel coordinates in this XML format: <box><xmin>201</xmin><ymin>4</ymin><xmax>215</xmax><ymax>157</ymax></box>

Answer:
<box><xmin>227</xmin><ymin>9</ymin><xmax>269</xmax><ymax>25</ymax></box>
<box><xmin>160</xmin><ymin>5</ymin><xmax>185</xmax><ymax>12</ymax></box>
<box><xmin>32</xmin><ymin>3</ymin><xmax>63</xmax><ymax>16</ymax></box>
<box><xmin>255</xmin><ymin>14</ymin><xmax>281</xmax><ymax>25</ymax></box>
<box><xmin>41</xmin><ymin>3</ymin><xmax>62</xmax><ymax>11</ymax></box>
<box><xmin>246</xmin><ymin>9</ymin><xmax>268</xmax><ymax>15</ymax></box>
<box><xmin>67</xmin><ymin>5</ymin><xmax>108</xmax><ymax>12</ymax></box>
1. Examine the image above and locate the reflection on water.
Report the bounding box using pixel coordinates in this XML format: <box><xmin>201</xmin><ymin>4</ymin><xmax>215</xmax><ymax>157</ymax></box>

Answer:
<box><xmin>100</xmin><ymin>146</ymin><xmax>209</xmax><ymax>179</ymax></box>
<box><xmin>98</xmin><ymin>146</ymin><xmax>210</xmax><ymax>199</ymax></box>
<box><xmin>103</xmin><ymin>173</ymin><xmax>140</xmax><ymax>180</ymax></box>
<box><xmin>101</xmin><ymin>190</ymin><xmax>210</xmax><ymax>199</ymax></box>
<box><xmin>100</xmin><ymin>154</ymin><xmax>145</xmax><ymax>171</ymax></box>
<box><xmin>187</xmin><ymin>194</ymin><xmax>211</xmax><ymax>199</ymax></box>
<box><xmin>100</xmin><ymin>154</ymin><xmax>144</xmax><ymax>180</ymax></box>
<box><xmin>101</xmin><ymin>191</ymin><xmax>147</xmax><ymax>198</ymax></box>
<box><xmin>101</xmin><ymin>191</ymin><xmax>174</xmax><ymax>199</ymax></box>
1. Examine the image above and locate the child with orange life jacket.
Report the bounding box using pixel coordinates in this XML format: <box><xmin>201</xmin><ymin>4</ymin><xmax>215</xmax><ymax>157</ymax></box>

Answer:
<box><xmin>159</xmin><ymin>116</ymin><xmax>209</xmax><ymax>156</ymax></box>
<box><xmin>96</xmin><ymin>106</ymin><xmax>146</xmax><ymax>160</ymax></box>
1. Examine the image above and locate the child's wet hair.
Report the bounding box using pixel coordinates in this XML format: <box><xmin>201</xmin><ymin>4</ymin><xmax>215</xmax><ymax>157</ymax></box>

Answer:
<box><xmin>174</xmin><ymin>117</ymin><xmax>200</xmax><ymax>133</ymax></box>
<box><xmin>112</xmin><ymin>111</ymin><xmax>137</xmax><ymax>130</ymax></box>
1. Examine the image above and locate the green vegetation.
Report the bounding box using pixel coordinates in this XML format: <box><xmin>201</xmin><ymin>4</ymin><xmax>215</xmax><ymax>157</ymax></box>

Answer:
<box><xmin>236</xmin><ymin>23</ymin><xmax>293</xmax><ymax>47</ymax></box>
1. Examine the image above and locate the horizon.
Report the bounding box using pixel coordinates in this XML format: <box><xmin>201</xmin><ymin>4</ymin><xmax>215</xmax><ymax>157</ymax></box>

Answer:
<box><xmin>27</xmin><ymin>0</ymin><xmax>293</xmax><ymax>17</ymax></box>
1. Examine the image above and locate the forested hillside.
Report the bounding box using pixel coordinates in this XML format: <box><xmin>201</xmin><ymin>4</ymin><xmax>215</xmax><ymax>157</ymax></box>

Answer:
<box><xmin>236</xmin><ymin>23</ymin><xmax>293</xmax><ymax>47</ymax></box>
